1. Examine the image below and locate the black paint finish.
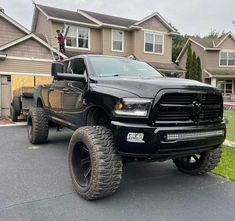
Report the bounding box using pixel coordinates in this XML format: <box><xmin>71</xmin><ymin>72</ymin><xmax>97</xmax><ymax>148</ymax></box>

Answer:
<box><xmin>34</xmin><ymin>55</ymin><xmax>226</xmax><ymax>160</ymax></box>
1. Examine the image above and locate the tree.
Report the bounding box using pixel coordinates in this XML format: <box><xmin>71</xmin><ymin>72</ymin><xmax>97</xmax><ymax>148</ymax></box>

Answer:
<box><xmin>204</xmin><ymin>29</ymin><xmax>225</xmax><ymax>39</ymax></box>
<box><xmin>172</xmin><ymin>35</ymin><xmax>188</xmax><ymax>62</ymax></box>
<box><xmin>185</xmin><ymin>43</ymin><xmax>192</xmax><ymax>79</ymax></box>
<box><xmin>189</xmin><ymin>51</ymin><xmax>198</xmax><ymax>80</ymax></box>
<box><xmin>206</xmin><ymin>29</ymin><xmax>220</xmax><ymax>39</ymax></box>
<box><xmin>196</xmin><ymin>56</ymin><xmax>202</xmax><ymax>82</ymax></box>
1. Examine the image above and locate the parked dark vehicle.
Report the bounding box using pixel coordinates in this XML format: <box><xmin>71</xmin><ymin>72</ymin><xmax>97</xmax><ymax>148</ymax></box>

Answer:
<box><xmin>10</xmin><ymin>87</ymin><xmax>35</xmax><ymax>122</ymax></box>
<box><xmin>27</xmin><ymin>55</ymin><xmax>226</xmax><ymax>200</ymax></box>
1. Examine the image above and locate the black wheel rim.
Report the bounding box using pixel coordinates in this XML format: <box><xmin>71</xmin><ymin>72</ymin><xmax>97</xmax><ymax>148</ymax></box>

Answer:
<box><xmin>72</xmin><ymin>142</ymin><xmax>91</xmax><ymax>187</ymax></box>
<box><xmin>27</xmin><ymin>115</ymin><xmax>33</xmax><ymax>137</ymax></box>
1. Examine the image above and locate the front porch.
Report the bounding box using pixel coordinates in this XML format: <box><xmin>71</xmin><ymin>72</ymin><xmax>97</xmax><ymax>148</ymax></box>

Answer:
<box><xmin>204</xmin><ymin>68</ymin><xmax>235</xmax><ymax>102</ymax></box>
<box><xmin>223</xmin><ymin>93</ymin><xmax>235</xmax><ymax>102</ymax></box>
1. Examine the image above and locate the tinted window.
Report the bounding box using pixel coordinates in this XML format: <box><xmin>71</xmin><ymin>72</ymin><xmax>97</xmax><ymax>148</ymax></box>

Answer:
<box><xmin>70</xmin><ymin>58</ymin><xmax>86</xmax><ymax>75</ymax></box>
<box><xmin>89</xmin><ymin>56</ymin><xmax>162</xmax><ymax>77</ymax></box>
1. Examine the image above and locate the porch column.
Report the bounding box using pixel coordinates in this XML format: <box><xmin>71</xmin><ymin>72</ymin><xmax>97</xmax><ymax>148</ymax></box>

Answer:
<box><xmin>211</xmin><ymin>78</ymin><xmax>217</xmax><ymax>87</ymax></box>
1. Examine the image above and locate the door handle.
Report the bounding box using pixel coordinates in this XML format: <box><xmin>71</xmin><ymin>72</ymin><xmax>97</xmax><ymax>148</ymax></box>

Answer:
<box><xmin>49</xmin><ymin>87</ymin><xmax>54</xmax><ymax>91</ymax></box>
<box><xmin>63</xmin><ymin>88</ymin><xmax>69</xmax><ymax>92</ymax></box>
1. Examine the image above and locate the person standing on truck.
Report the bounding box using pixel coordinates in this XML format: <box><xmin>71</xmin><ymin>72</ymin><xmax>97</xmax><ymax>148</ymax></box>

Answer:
<box><xmin>55</xmin><ymin>30</ymin><xmax>65</xmax><ymax>53</ymax></box>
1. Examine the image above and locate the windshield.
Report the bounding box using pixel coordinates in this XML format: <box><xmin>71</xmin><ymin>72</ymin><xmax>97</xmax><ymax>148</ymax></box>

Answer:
<box><xmin>88</xmin><ymin>56</ymin><xmax>163</xmax><ymax>77</ymax></box>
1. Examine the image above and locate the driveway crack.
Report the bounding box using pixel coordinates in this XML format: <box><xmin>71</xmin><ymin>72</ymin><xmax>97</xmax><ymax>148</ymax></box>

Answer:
<box><xmin>0</xmin><ymin>191</ymin><xmax>75</xmax><ymax>211</ymax></box>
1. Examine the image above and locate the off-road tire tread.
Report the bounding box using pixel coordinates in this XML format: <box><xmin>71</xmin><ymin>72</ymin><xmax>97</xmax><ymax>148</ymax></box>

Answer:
<box><xmin>28</xmin><ymin>108</ymin><xmax>49</xmax><ymax>144</ymax></box>
<box><xmin>68</xmin><ymin>126</ymin><xmax>122</xmax><ymax>200</ymax></box>
<box><xmin>173</xmin><ymin>146</ymin><xmax>222</xmax><ymax>175</ymax></box>
<box><xmin>10</xmin><ymin>105</ymin><xmax>17</xmax><ymax>122</ymax></box>
<box><xmin>12</xmin><ymin>96</ymin><xmax>21</xmax><ymax>116</ymax></box>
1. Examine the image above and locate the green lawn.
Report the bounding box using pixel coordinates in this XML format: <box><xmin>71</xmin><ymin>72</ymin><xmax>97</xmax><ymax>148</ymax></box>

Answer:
<box><xmin>212</xmin><ymin>111</ymin><xmax>235</xmax><ymax>181</ymax></box>
<box><xmin>224</xmin><ymin>111</ymin><xmax>235</xmax><ymax>142</ymax></box>
<box><xmin>213</xmin><ymin>145</ymin><xmax>235</xmax><ymax>182</ymax></box>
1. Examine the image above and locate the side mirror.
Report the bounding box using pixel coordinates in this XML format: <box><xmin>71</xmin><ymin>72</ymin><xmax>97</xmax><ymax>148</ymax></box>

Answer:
<box><xmin>51</xmin><ymin>62</ymin><xmax>64</xmax><ymax>79</ymax></box>
<box><xmin>56</xmin><ymin>73</ymin><xmax>87</xmax><ymax>82</ymax></box>
<box><xmin>51</xmin><ymin>62</ymin><xmax>87</xmax><ymax>82</ymax></box>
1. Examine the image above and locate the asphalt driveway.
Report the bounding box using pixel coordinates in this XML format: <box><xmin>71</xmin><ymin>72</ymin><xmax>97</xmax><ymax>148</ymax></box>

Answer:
<box><xmin>0</xmin><ymin>126</ymin><xmax>235</xmax><ymax>221</ymax></box>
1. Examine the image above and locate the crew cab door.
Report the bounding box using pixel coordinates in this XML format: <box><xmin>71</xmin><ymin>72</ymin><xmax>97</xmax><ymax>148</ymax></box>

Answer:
<box><xmin>60</xmin><ymin>58</ymin><xmax>88</xmax><ymax>126</ymax></box>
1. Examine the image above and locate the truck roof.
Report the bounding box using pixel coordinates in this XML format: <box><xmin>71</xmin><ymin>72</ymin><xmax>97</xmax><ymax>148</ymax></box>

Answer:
<box><xmin>63</xmin><ymin>54</ymin><xmax>133</xmax><ymax>62</ymax></box>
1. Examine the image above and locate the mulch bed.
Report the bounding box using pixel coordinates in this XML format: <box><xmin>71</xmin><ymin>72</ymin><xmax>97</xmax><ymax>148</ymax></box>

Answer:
<box><xmin>0</xmin><ymin>117</ymin><xmax>14</xmax><ymax>125</ymax></box>
<box><xmin>224</xmin><ymin>103</ymin><xmax>235</xmax><ymax>111</ymax></box>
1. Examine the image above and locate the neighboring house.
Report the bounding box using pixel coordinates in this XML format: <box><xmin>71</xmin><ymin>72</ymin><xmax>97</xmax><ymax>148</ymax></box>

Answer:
<box><xmin>177</xmin><ymin>32</ymin><xmax>235</xmax><ymax>101</ymax></box>
<box><xmin>0</xmin><ymin>8</ymin><xmax>66</xmax><ymax>116</ymax></box>
<box><xmin>32</xmin><ymin>4</ymin><xmax>184</xmax><ymax>76</ymax></box>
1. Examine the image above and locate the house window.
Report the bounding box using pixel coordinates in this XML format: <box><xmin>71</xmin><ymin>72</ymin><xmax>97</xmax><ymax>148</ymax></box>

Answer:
<box><xmin>144</xmin><ymin>32</ymin><xmax>163</xmax><ymax>54</ymax></box>
<box><xmin>66</xmin><ymin>26</ymin><xmax>77</xmax><ymax>47</ymax></box>
<box><xmin>220</xmin><ymin>52</ymin><xmax>235</xmax><ymax>66</ymax></box>
<box><xmin>112</xmin><ymin>30</ymin><xmax>124</xmax><ymax>52</ymax></box>
<box><xmin>78</xmin><ymin>27</ymin><xmax>89</xmax><ymax>49</ymax></box>
<box><xmin>65</xmin><ymin>26</ymin><xmax>90</xmax><ymax>50</ymax></box>
<box><xmin>217</xmin><ymin>80</ymin><xmax>233</xmax><ymax>94</ymax></box>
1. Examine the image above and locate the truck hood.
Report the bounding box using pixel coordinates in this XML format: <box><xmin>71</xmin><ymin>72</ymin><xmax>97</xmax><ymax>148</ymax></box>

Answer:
<box><xmin>94</xmin><ymin>76</ymin><xmax>219</xmax><ymax>98</ymax></box>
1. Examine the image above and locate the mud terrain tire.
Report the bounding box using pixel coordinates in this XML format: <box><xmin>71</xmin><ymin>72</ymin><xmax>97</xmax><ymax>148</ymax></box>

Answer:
<box><xmin>68</xmin><ymin>126</ymin><xmax>123</xmax><ymax>200</ymax></box>
<box><xmin>27</xmin><ymin>108</ymin><xmax>49</xmax><ymax>144</ymax></box>
<box><xmin>173</xmin><ymin>146</ymin><xmax>222</xmax><ymax>175</ymax></box>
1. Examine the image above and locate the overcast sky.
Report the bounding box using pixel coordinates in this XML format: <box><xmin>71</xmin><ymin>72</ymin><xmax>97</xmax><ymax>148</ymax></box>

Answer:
<box><xmin>0</xmin><ymin>0</ymin><xmax>234</xmax><ymax>36</ymax></box>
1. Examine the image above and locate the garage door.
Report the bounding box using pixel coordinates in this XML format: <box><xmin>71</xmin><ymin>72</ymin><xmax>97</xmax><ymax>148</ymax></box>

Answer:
<box><xmin>0</xmin><ymin>75</ymin><xmax>11</xmax><ymax>116</ymax></box>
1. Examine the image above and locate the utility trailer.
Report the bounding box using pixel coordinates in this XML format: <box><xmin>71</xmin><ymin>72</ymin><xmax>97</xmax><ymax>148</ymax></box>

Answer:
<box><xmin>10</xmin><ymin>87</ymin><xmax>35</xmax><ymax>122</ymax></box>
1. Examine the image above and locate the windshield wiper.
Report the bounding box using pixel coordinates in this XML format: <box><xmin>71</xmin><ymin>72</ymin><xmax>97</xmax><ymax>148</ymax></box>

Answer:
<box><xmin>99</xmin><ymin>73</ymin><xmax>120</xmax><ymax>77</ymax></box>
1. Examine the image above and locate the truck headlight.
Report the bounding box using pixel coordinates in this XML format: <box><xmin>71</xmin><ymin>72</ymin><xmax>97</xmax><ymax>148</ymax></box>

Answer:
<box><xmin>114</xmin><ymin>98</ymin><xmax>152</xmax><ymax>117</ymax></box>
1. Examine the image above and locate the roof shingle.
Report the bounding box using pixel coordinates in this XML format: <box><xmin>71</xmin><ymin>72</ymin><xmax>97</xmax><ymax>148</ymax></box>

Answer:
<box><xmin>37</xmin><ymin>4</ymin><xmax>97</xmax><ymax>25</ymax></box>
<box><xmin>190</xmin><ymin>36</ymin><xmax>214</xmax><ymax>48</ymax></box>
<box><xmin>36</xmin><ymin>4</ymin><xmax>178</xmax><ymax>31</ymax></box>
<box><xmin>213</xmin><ymin>33</ymin><xmax>228</xmax><ymax>46</ymax></box>
<box><xmin>149</xmin><ymin>62</ymin><xmax>184</xmax><ymax>72</ymax></box>
<box><xmin>206</xmin><ymin>68</ymin><xmax>235</xmax><ymax>77</ymax></box>
<box><xmin>79</xmin><ymin>9</ymin><xmax>137</xmax><ymax>27</ymax></box>
<box><xmin>38</xmin><ymin>4</ymin><xmax>138</xmax><ymax>27</ymax></box>
<box><xmin>190</xmin><ymin>32</ymin><xmax>231</xmax><ymax>49</ymax></box>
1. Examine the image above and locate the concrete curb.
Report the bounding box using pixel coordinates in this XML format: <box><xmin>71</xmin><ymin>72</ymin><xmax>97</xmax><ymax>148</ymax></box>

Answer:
<box><xmin>0</xmin><ymin>122</ymin><xmax>27</xmax><ymax>127</ymax></box>
<box><xmin>223</xmin><ymin>139</ymin><xmax>235</xmax><ymax>148</ymax></box>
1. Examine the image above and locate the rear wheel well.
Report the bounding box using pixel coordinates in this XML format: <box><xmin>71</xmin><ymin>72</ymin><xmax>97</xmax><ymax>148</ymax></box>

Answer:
<box><xmin>37</xmin><ymin>99</ymin><xmax>43</xmax><ymax>108</ymax></box>
<box><xmin>86</xmin><ymin>107</ymin><xmax>110</xmax><ymax>127</ymax></box>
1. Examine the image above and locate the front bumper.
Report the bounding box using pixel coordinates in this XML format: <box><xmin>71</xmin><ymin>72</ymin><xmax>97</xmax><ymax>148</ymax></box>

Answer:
<box><xmin>111</xmin><ymin>121</ymin><xmax>226</xmax><ymax>160</ymax></box>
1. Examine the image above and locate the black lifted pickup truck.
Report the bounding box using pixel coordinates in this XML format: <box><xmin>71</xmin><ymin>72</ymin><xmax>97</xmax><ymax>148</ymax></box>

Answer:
<box><xmin>27</xmin><ymin>55</ymin><xmax>226</xmax><ymax>200</ymax></box>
